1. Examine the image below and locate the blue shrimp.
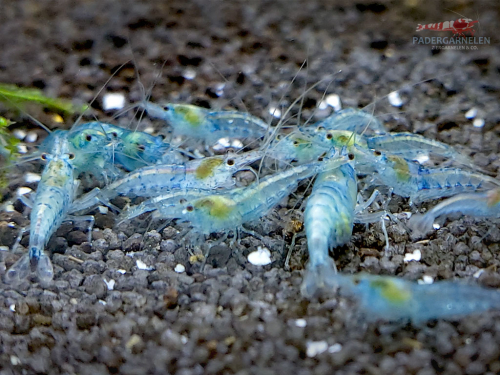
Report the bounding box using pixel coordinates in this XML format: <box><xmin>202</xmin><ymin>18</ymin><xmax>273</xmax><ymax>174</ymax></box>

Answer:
<box><xmin>365</xmin><ymin>132</ymin><xmax>478</xmax><ymax>169</ymax></box>
<box><xmin>5</xmin><ymin>135</ymin><xmax>79</xmax><ymax>283</ymax></box>
<box><xmin>121</xmin><ymin>149</ymin><xmax>348</xmax><ymax>235</ymax></box>
<box><xmin>365</xmin><ymin>151</ymin><xmax>500</xmax><ymax>204</ymax></box>
<box><xmin>75</xmin><ymin>121</ymin><xmax>181</xmax><ymax>171</ymax></box>
<box><xmin>141</xmin><ymin>102</ymin><xmax>270</xmax><ymax>143</ymax></box>
<box><xmin>333</xmin><ymin>273</ymin><xmax>500</xmax><ymax>323</ymax></box>
<box><xmin>71</xmin><ymin>150</ymin><xmax>262</xmax><ymax>213</ymax></box>
<box><xmin>408</xmin><ymin>188</ymin><xmax>500</xmax><ymax>235</ymax></box>
<box><xmin>301</xmin><ymin>163</ymin><xmax>358</xmax><ymax>297</ymax></box>
<box><xmin>308</xmin><ymin>108</ymin><xmax>387</xmax><ymax>135</ymax></box>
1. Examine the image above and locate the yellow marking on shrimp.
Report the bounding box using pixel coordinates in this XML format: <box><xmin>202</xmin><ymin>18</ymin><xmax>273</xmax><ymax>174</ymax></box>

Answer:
<box><xmin>388</xmin><ymin>155</ymin><xmax>411</xmax><ymax>182</ymax></box>
<box><xmin>370</xmin><ymin>279</ymin><xmax>412</xmax><ymax>303</ymax></box>
<box><xmin>175</xmin><ymin>105</ymin><xmax>203</xmax><ymax>127</ymax></box>
<box><xmin>44</xmin><ymin>160</ymin><xmax>71</xmax><ymax>187</ymax></box>
<box><xmin>486</xmin><ymin>188</ymin><xmax>500</xmax><ymax>207</ymax></box>
<box><xmin>194</xmin><ymin>196</ymin><xmax>235</xmax><ymax>218</ymax></box>
<box><xmin>195</xmin><ymin>158</ymin><xmax>224</xmax><ymax>180</ymax></box>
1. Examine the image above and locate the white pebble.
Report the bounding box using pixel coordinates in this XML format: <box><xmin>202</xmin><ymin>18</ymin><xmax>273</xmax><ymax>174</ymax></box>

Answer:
<box><xmin>418</xmin><ymin>275</ymin><xmax>434</xmax><ymax>285</ymax></box>
<box><xmin>231</xmin><ymin>139</ymin><xmax>244</xmax><ymax>149</ymax></box>
<box><xmin>103</xmin><ymin>278</ymin><xmax>115</xmax><ymax>290</ymax></box>
<box><xmin>180</xmin><ymin>335</ymin><xmax>188</xmax><ymax>344</ymax></box>
<box><xmin>9</xmin><ymin>304</ymin><xmax>15</xmax><ymax>312</ymax></box>
<box><xmin>16</xmin><ymin>187</ymin><xmax>32</xmax><ymax>196</ymax></box>
<box><xmin>414</xmin><ymin>153</ymin><xmax>430</xmax><ymax>164</ymax></box>
<box><xmin>10</xmin><ymin>355</ymin><xmax>20</xmax><ymax>366</ymax></box>
<box><xmin>388</xmin><ymin>91</ymin><xmax>403</xmax><ymax>107</ymax></box>
<box><xmin>318</xmin><ymin>100</ymin><xmax>329</xmax><ymax>110</ymax></box>
<box><xmin>295</xmin><ymin>319</ymin><xmax>307</xmax><ymax>328</ymax></box>
<box><xmin>306</xmin><ymin>340</ymin><xmax>328</xmax><ymax>357</ymax></box>
<box><xmin>473</xmin><ymin>118</ymin><xmax>485</xmax><ymax>128</ymax></box>
<box><xmin>432</xmin><ymin>223</ymin><xmax>441</xmax><ymax>230</ymax></box>
<box><xmin>465</xmin><ymin>107</ymin><xmax>477</xmax><ymax>119</ymax></box>
<box><xmin>117</xmin><ymin>269</ymin><xmax>127</xmax><ymax>274</ymax></box>
<box><xmin>102</xmin><ymin>93</ymin><xmax>125</xmax><ymax>111</ymax></box>
<box><xmin>473</xmin><ymin>269</ymin><xmax>484</xmax><ymax>278</ymax></box>
<box><xmin>325</xmin><ymin>94</ymin><xmax>342</xmax><ymax>111</ymax></box>
<box><xmin>215</xmin><ymin>83</ymin><xmax>225</xmax><ymax>97</ymax></box>
<box><xmin>24</xmin><ymin>172</ymin><xmax>41</xmax><ymax>183</ymax></box>
<box><xmin>182</xmin><ymin>68</ymin><xmax>197</xmax><ymax>80</ymax></box>
<box><xmin>328</xmin><ymin>343</ymin><xmax>343</xmax><ymax>353</ymax></box>
<box><xmin>404</xmin><ymin>249</ymin><xmax>421</xmax><ymax>262</ymax></box>
<box><xmin>174</xmin><ymin>264</ymin><xmax>186</xmax><ymax>273</ymax></box>
<box><xmin>4</xmin><ymin>205</ymin><xmax>15</xmax><ymax>212</ymax></box>
<box><xmin>0</xmin><ymin>246</ymin><xmax>9</xmax><ymax>252</ymax></box>
<box><xmin>98</xmin><ymin>300</ymin><xmax>107</xmax><ymax>305</ymax></box>
<box><xmin>136</xmin><ymin>259</ymin><xmax>153</xmax><ymax>271</ymax></box>
<box><xmin>25</xmin><ymin>132</ymin><xmax>38</xmax><ymax>143</ymax></box>
<box><xmin>247</xmin><ymin>246</ymin><xmax>272</xmax><ymax>266</ymax></box>
<box><xmin>17</xmin><ymin>144</ymin><xmax>28</xmax><ymax>154</ymax></box>
<box><xmin>98</xmin><ymin>206</ymin><xmax>109</xmax><ymax>214</ymax></box>
<box><xmin>268</xmin><ymin>106</ymin><xmax>282</xmax><ymax>119</ymax></box>
<box><xmin>13</xmin><ymin>129</ymin><xmax>26</xmax><ymax>140</ymax></box>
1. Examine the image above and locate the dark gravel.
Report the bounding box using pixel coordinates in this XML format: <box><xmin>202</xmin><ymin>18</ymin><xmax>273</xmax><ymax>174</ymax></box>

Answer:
<box><xmin>1</xmin><ymin>0</ymin><xmax>500</xmax><ymax>374</ymax></box>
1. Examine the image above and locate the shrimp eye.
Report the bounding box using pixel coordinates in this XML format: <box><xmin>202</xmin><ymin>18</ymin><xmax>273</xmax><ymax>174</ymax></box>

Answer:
<box><xmin>373</xmin><ymin>150</ymin><xmax>382</xmax><ymax>156</ymax></box>
<box><xmin>226</xmin><ymin>159</ymin><xmax>235</xmax><ymax>166</ymax></box>
<box><xmin>137</xmin><ymin>145</ymin><xmax>146</xmax><ymax>152</ymax></box>
<box><xmin>158</xmin><ymin>134</ymin><xmax>167</xmax><ymax>140</ymax></box>
<box><xmin>293</xmin><ymin>140</ymin><xmax>299</xmax><ymax>146</ymax></box>
<box><xmin>317</xmin><ymin>126</ymin><xmax>325</xmax><ymax>132</ymax></box>
<box><xmin>111</xmin><ymin>132</ymin><xmax>118</xmax><ymax>138</ymax></box>
<box><xmin>276</xmin><ymin>135</ymin><xmax>282</xmax><ymax>140</ymax></box>
<box><xmin>180</xmin><ymin>198</ymin><xmax>187</xmax><ymax>204</ymax></box>
<box><xmin>186</xmin><ymin>205</ymin><xmax>194</xmax><ymax>212</ymax></box>
<box><xmin>85</xmin><ymin>134</ymin><xmax>92</xmax><ymax>141</ymax></box>
<box><xmin>40</xmin><ymin>153</ymin><xmax>48</xmax><ymax>160</ymax></box>
<box><xmin>348</xmin><ymin>153</ymin><xmax>355</xmax><ymax>160</ymax></box>
<box><xmin>163</xmin><ymin>106</ymin><xmax>170</xmax><ymax>111</ymax></box>
<box><xmin>353</xmin><ymin>279</ymin><xmax>361</xmax><ymax>285</ymax></box>
<box><xmin>317</xmin><ymin>156</ymin><xmax>324</xmax><ymax>161</ymax></box>
<box><xmin>68</xmin><ymin>153</ymin><xmax>76</xmax><ymax>160</ymax></box>
<box><xmin>326</xmin><ymin>133</ymin><xmax>333</xmax><ymax>140</ymax></box>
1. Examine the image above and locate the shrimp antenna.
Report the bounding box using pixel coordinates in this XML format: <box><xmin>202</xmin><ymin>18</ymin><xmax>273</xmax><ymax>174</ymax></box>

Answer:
<box><xmin>72</xmin><ymin>60</ymin><xmax>131</xmax><ymax>129</ymax></box>
<box><xmin>0</xmin><ymin>93</ymin><xmax>52</xmax><ymax>134</ymax></box>
<box><xmin>208</xmin><ymin>61</ymin><xmax>249</xmax><ymax>114</ymax></box>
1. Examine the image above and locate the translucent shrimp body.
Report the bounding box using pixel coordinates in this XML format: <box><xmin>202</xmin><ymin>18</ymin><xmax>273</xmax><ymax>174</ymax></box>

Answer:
<box><xmin>5</xmin><ymin>137</ymin><xmax>78</xmax><ymax>283</ymax></box>
<box><xmin>77</xmin><ymin>122</ymin><xmax>177</xmax><ymax>171</ymax></box>
<box><xmin>409</xmin><ymin>188</ymin><xmax>500</xmax><ymax>235</ymax></box>
<box><xmin>365</xmin><ymin>132</ymin><xmax>477</xmax><ymax>168</ymax></box>
<box><xmin>301</xmin><ymin>163</ymin><xmax>357</xmax><ymax>297</ymax></box>
<box><xmin>142</xmin><ymin>102</ymin><xmax>270</xmax><ymax>143</ymax></box>
<box><xmin>131</xmin><ymin>150</ymin><xmax>348</xmax><ymax>235</ymax></box>
<box><xmin>309</xmin><ymin>108</ymin><xmax>387</xmax><ymax>135</ymax></box>
<box><xmin>37</xmin><ymin>126</ymin><xmax>120</xmax><ymax>181</ymax></box>
<box><xmin>71</xmin><ymin>150</ymin><xmax>262</xmax><ymax>213</ymax></box>
<box><xmin>368</xmin><ymin>152</ymin><xmax>500</xmax><ymax>204</ymax></box>
<box><xmin>333</xmin><ymin>273</ymin><xmax>500</xmax><ymax>323</ymax></box>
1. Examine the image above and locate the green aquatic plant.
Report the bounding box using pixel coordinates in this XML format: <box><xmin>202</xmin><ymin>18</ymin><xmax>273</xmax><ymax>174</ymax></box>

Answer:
<box><xmin>0</xmin><ymin>116</ymin><xmax>19</xmax><ymax>199</ymax></box>
<box><xmin>0</xmin><ymin>83</ymin><xmax>87</xmax><ymax>115</ymax></box>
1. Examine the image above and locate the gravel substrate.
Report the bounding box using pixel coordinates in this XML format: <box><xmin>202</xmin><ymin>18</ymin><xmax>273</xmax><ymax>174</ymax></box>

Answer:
<box><xmin>1</xmin><ymin>1</ymin><xmax>500</xmax><ymax>374</ymax></box>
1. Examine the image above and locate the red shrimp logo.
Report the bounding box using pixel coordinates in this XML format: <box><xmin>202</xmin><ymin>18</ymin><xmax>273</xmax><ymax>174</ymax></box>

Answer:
<box><xmin>416</xmin><ymin>18</ymin><xmax>478</xmax><ymax>37</ymax></box>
